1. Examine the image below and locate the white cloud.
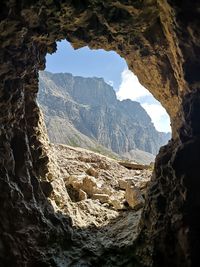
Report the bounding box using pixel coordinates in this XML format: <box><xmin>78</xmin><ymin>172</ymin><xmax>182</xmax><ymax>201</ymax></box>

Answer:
<box><xmin>116</xmin><ymin>68</ymin><xmax>150</xmax><ymax>101</ymax></box>
<box><xmin>142</xmin><ymin>103</ymin><xmax>171</xmax><ymax>132</ymax></box>
<box><xmin>116</xmin><ymin>68</ymin><xmax>171</xmax><ymax>133</ymax></box>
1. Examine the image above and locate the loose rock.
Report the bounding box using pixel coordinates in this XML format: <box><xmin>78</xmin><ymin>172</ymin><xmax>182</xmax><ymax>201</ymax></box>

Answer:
<box><xmin>79</xmin><ymin>189</ymin><xmax>87</xmax><ymax>201</ymax></box>
<box><xmin>92</xmin><ymin>193</ymin><xmax>110</xmax><ymax>203</ymax></box>
<box><xmin>110</xmin><ymin>198</ymin><xmax>125</xmax><ymax>210</ymax></box>
<box><xmin>86</xmin><ymin>167</ymin><xmax>99</xmax><ymax>177</ymax></box>
<box><xmin>125</xmin><ymin>185</ymin><xmax>145</xmax><ymax>210</ymax></box>
<box><xmin>82</xmin><ymin>176</ymin><xmax>97</xmax><ymax>196</ymax></box>
<box><xmin>118</xmin><ymin>178</ymin><xmax>135</xmax><ymax>190</ymax></box>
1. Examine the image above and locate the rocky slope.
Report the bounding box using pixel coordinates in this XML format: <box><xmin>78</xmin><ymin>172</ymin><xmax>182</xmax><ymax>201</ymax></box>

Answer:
<box><xmin>38</xmin><ymin>71</ymin><xmax>170</xmax><ymax>160</ymax></box>
<box><xmin>48</xmin><ymin>143</ymin><xmax>151</xmax><ymax>265</ymax></box>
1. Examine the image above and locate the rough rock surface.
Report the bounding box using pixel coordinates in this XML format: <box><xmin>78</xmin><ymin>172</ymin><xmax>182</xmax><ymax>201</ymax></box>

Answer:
<box><xmin>1</xmin><ymin>1</ymin><xmax>200</xmax><ymax>266</ymax></box>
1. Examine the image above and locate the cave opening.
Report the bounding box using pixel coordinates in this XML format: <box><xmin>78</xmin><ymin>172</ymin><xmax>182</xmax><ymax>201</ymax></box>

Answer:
<box><xmin>39</xmin><ymin>40</ymin><xmax>171</xmax><ymax>160</ymax></box>
<box><xmin>36</xmin><ymin>39</ymin><xmax>172</xmax><ymax>259</ymax></box>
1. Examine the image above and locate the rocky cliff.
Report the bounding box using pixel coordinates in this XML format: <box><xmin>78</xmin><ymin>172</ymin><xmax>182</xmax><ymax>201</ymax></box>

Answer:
<box><xmin>38</xmin><ymin>71</ymin><xmax>170</xmax><ymax>158</ymax></box>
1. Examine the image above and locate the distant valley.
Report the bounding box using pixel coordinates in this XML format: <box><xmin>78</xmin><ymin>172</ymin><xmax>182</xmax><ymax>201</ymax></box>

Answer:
<box><xmin>38</xmin><ymin>71</ymin><xmax>171</xmax><ymax>164</ymax></box>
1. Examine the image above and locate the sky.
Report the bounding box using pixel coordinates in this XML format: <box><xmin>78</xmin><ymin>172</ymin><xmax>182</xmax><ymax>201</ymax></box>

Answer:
<box><xmin>45</xmin><ymin>40</ymin><xmax>171</xmax><ymax>133</ymax></box>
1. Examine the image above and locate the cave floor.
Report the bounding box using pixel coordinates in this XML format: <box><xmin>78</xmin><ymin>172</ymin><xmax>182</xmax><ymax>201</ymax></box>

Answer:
<box><xmin>47</xmin><ymin>144</ymin><xmax>151</xmax><ymax>266</ymax></box>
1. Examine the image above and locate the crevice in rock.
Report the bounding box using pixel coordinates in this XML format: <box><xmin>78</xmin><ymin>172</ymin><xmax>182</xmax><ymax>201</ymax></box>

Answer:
<box><xmin>11</xmin><ymin>131</ymin><xmax>27</xmax><ymax>177</ymax></box>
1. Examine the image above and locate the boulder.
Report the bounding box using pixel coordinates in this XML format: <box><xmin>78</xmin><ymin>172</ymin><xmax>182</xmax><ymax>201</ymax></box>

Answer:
<box><xmin>82</xmin><ymin>176</ymin><xmax>97</xmax><ymax>196</ymax></box>
<box><xmin>125</xmin><ymin>185</ymin><xmax>145</xmax><ymax>210</ymax></box>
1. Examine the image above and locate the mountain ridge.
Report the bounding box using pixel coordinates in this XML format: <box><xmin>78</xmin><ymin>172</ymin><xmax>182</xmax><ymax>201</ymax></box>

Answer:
<box><xmin>38</xmin><ymin>71</ymin><xmax>170</xmax><ymax>163</ymax></box>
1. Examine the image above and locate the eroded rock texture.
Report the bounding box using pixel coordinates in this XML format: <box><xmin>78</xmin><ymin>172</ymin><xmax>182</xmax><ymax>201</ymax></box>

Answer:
<box><xmin>1</xmin><ymin>0</ymin><xmax>200</xmax><ymax>266</ymax></box>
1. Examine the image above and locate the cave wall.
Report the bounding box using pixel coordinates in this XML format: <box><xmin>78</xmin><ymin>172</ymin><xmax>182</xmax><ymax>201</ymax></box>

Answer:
<box><xmin>1</xmin><ymin>0</ymin><xmax>200</xmax><ymax>266</ymax></box>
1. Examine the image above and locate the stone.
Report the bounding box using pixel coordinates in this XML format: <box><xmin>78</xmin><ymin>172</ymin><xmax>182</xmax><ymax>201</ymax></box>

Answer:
<box><xmin>118</xmin><ymin>161</ymin><xmax>149</xmax><ymax>170</ymax></box>
<box><xmin>118</xmin><ymin>179</ymin><xmax>127</xmax><ymax>190</ymax></box>
<box><xmin>109</xmin><ymin>198</ymin><xmax>125</xmax><ymax>211</ymax></box>
<box><xmin>67</xmin><ymin>175</ymin><xmax>83</xmax><ymax>190</ymax></box>
<box><xmin>125</xmin><ymin>185</ymin><xmax>145</xmax><ymax>210</ymax></box>
<box><xmin>100</xmin><ymin>187</ymin><xmax>113</xmax><ymax>196</ymax></box>
<box><xmin>92</xmin><ymin>193</ymin><xmax>110</xmax><ymax>204</ymax></box>
<box><xmin>79</xmin><ymin>189</ymin><xmax>87</xmax><ymax>201</ymax></box>
<box><xmin>82</xmin><ymin>176</ymin><xmax>97</xmax><ymax>196</ymax></box>
<box><xmin>138</xmin><ymin>180</ymin><xmax>150</xmax><ymax>190</ymax></box>
<box><xmin>86</xmin><ymin>167</ymin><xmax>99</xmax><ymax>178</ymax></box>
<box><xmin>99</xmin><ymin>161</ymin><xmax>110</xmax><ymax>170</ymax></box>
<box><xmin>118</xmin><ymin>178</ymin><xmax>135</xmax><ymax>190</ymax></box>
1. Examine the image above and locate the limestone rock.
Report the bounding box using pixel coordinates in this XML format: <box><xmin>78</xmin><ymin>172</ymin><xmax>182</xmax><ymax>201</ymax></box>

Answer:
<box><xmin>92</xmin><ymin>193</ymin><xmax>110</xmax><ymax>204</ymax></box>
<box><xmin>138</xmin><ymin>180</ymin><xmax>150</xmax><ymax>191</ymax></box>
<box><xmin>82</xmin><ymin>176</ymin><xmax>97</xmax><ymax>196</ymax></box>
<box><xmin>67</xmin><ymin>175</ymin><xmax>83</xmax><ymax>190</ymax></box>
<box><xmin>109</xmin><ymin>198</ymin><xmax>125</xmax><ymax>211</ymax></box>
<box><xmin>118</xmin><ymin>179</ymin><xmax>127</xmax><ymax>190</ymax></box>
<box><xmin>118</xmin><ymin>161</ymin><xmax>149</xmax><ymax>170</ymax></box>
<box><xmin>86</xmin><ymin>167</ymin><xmax>99</xmax><ymax>178</ymax></box>
<box><xmin>99</xmin><ymin>161</ymin><xmax>110</xmax><ymax>170</ymax></box>
<box><xmin>118</xmin><ymin>178</ymin><xmax>135</xmax><ymax>190</ymax></box>
<box><xmin>99</xmin><ymin>187</ymin><xmax>113</xmax><ymax>196</ymax></box>
<box><xmin>79</xmin><ymin>189</ymin><xmax>87</xmax><ymax>201</ymax></box>
<box><xmin>125</xmin><ymin>185</ymin><xmax>145</xmax><ymax>210</ymax></box>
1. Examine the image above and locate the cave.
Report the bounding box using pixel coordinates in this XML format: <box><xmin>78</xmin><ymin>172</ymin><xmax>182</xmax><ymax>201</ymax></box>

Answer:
<box><xmin>39</xmin><ymin>39</ymin><xmax>171</xmax><ymax>160</ymax></box>
<box><xmin>1</xmin><ymin>1</ymin><xmax>200</xmax><ymax>266</ymax></box>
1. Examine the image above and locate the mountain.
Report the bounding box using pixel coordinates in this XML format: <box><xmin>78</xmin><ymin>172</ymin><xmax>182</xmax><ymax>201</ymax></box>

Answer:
<box><xmin>38</xmin><ymin>71</ymin><xmax>171</xmax><ymax>163</ymax></box>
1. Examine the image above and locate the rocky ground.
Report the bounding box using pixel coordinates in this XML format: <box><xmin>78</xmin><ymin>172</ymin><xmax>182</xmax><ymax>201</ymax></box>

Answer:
<box><xmin>47</xmin><ymin>143</ymin><xmax>152</xmax><ymax>266</ymax></box>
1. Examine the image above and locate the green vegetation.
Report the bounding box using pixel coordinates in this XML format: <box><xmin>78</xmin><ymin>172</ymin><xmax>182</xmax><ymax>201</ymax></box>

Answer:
<box><xmin>68</xmin><ymin>138</ymin><xmax>79</xmax><ymax>147</ymax></box>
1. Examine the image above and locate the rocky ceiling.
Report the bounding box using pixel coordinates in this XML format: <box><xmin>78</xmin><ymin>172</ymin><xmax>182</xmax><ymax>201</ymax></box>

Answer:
<box><xmin>1</xmin><ymin>0</ymin><xmax>200</xmax><ymax>266</ymax></box>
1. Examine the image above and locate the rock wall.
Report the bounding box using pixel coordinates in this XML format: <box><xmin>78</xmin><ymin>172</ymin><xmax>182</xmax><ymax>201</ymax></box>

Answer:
<box><xmin>1</xmin><ymin>0</ymin><xmax>200</xmax><ymax>266</ymax></box>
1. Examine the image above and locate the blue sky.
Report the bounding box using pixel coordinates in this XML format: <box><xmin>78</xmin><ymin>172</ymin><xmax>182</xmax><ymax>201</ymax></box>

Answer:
<box><xmin>46</xmin><ymin>40</ymin><xmax>126</xmax><ymax>90</ymax></box>
<box><xmin>45</xmin><ymin>40</ymin><xmax>171</xmax><ymax>133</ymax></box>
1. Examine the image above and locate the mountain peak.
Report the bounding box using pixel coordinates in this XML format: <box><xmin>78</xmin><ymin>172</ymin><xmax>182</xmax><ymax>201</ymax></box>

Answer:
<box><xmin>38</xmin><ymin>71</ymin><xmax>170</xmax><ymax>161</ymax></box>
